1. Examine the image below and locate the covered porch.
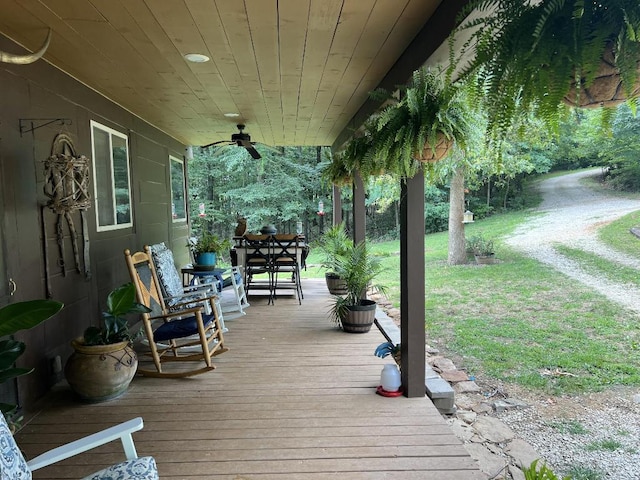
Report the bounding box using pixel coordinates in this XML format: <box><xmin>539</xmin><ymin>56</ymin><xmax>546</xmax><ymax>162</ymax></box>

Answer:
<box><xmin>16</xmin><ymin>280</ymin><xmax>482</xmax><ymax>479</ymax></box>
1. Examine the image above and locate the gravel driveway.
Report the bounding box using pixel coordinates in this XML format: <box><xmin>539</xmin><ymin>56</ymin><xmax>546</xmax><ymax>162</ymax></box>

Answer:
<box><xmin>498</xmin><ymin>169</ymin><xmax>640</xmax><ymax>479</ymax></box>
<box><xmin>505</xmin><ymin>168</ymin><xmax>640</xmax><ymax>313</ymax></box>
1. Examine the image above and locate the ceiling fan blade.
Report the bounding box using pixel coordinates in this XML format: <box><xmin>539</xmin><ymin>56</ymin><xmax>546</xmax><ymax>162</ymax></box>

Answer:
<box><xmin>245</xmin><ymin>146</ymin><xmax>262</xmax><ymax>159</ymax></box>
<box><xmin>201</xmin><ymin>140</ymin><xmax>231</xmax><ymax>148</ymax></box>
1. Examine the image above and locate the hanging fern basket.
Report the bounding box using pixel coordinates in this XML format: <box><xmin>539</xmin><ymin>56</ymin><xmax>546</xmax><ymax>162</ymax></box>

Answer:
<box><xmin>564</xmin><ymin>45</ymin><xmax>640</xmax><ymax>109</ymax></box>
<box><xmin>414</xmin><ymin>134</ymin><xmax>453</xmax><ymax>163</ymax></box>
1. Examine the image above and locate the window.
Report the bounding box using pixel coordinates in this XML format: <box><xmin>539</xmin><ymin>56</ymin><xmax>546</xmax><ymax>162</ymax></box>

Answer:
<box><xmin>90</xmin><ymin>121</ymin><xmax>132</xmax><ymax>231</ymax></box>
<box><xmin>170</xmin><ymin>155</ymin><xmax>186</xmax><ymax>222</ymax></box>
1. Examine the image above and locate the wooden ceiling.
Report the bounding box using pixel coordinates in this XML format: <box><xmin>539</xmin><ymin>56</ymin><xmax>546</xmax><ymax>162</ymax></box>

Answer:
<box><xmin>0</xmin><ymin>0</ymin><xmax>465</xmax><ymax>149</ymax></box>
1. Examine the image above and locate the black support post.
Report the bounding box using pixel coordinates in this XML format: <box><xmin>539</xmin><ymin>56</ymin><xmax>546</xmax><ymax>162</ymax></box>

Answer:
<box><xmin>400</xmin><ymin>170</ymin><xmax>426</xmax><ymax>397</ymax></box>
<box><xmin>352</xmin><ymin>170</ymin><xmax>366</xmax><ymax>244</ymax></box>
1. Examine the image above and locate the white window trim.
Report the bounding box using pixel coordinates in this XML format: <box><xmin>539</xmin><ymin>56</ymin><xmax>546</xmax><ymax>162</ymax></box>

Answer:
<box><xmin>90</xmin><ymin>120</ymin><xmax>133</xmax><ymax>232</ymax></box>
<box><xmin>169</xmin><ymin>155</ymin><xmax>187</xmax><ymax>223</ymax></box>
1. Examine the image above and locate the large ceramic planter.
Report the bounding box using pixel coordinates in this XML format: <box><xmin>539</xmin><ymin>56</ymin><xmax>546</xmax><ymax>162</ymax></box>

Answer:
<box><xmin>340</xmin><ymin>299</ymin><xmax>377</xmax><ymax>333</ymax></box>
<box><xmin>325</xmin><ymin>272</ymin><xmax>348</xmax><ymax>295</ymax></box>
<box><xmin>64</xmin><ymin>338</ymin><xmax>137</xmax><ymax>402</ymax></box>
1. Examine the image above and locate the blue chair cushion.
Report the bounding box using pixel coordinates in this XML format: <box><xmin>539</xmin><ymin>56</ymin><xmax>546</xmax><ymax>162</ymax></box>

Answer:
<box><xmin>82</xmin><ymin>456</ymin><xmax>158</xmax><ymax>480</ymax></box>
<box><xmin>148</xmin><ymin>243</ymin><xmax>184</xmax><ymax>299</ymax></box>
<box><xmin>0</xmin><ymin>413</ymin><xmax>31</xmax><ymax>480</ymax></box>
<box><xmin>153</xmin><ymin>313</ymin><xmax>215</xmax><ymax>342</ymax></box>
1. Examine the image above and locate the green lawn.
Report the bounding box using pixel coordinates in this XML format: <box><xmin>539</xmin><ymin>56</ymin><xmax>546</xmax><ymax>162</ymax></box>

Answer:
<box><xmin>302</xmin><ymin>187</ymin><xmax>640</xmax><ymax>396</ymax></box>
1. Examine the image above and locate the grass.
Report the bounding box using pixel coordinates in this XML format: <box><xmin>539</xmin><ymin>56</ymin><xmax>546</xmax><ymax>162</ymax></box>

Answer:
<box><xmin>585</xmin><ymin>439</ymin><xmax>624</xmax><ymax>452</ymax></box>
<box><xmin>554</xmin><ymin>245</ymin><xmax>640</xmax><ymax>287</ymax></box>
<box><xmin>566</xmin><ymin>465</ymin><xmax>604</xmax><ymax>480</ymax></box>
<box><xmin>547</xmin><ymin>419</ymin><xmax>588</xmax><ymax>435</ymax></box>
<box><xmin>301</xmin><ymin>172</ymin><xmax>640</xmax><ymax>396</ymax></box>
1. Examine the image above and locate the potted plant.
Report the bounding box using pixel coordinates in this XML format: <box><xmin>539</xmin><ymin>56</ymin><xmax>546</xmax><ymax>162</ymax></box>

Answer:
<box><xmin>324</xmin><ymin>68</ymin><xmax>469</xmax><ymax>183</ymax></box>
<box><xmin>466</xmin><ymin>233</ymin><xmax>496</xmax><ymax>264</ymax></box>
<box><xmin>450</xmin><ymin>0</ymin><xmax>640</xmax><ymax>139</ymax></box>
<box><xmin>367</xmin><ymin>66</ymin><xmax>470</xmax><ymax>177</ymax></box>
<box><xmin>316</xmin><ymin>223</ymin><xmax>353</xmax><ymax>295</ymax></box>
<box><xmin>374</xmin><ymin>340</ymin><xmax>401</xmax><ymax>366</ymax></box>
<box><xmin>328</xmin><ymin>240</ymin><xmax>386</xmax><ymax>333</ymax></box>
<box><xmin>64</xmin><ymin>283</ymin><xmax>150</xmax><ymax>402</ymax></box>
<box><xmin>188</xmin><ymin>232</ymin><xmax>232</xmax><ymax>269</ymax></box>
<box><xmin>321</xmin><ymin>123</ymin><xmax>378</xmax><ymax>185</ymax></box>
<box><xmin>0</xmin><ymin>299</ymin><xmax>63</xmax><ymax>426</ymax></box>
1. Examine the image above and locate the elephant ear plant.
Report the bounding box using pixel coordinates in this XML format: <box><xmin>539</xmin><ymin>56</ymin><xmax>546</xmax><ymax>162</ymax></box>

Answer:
<box><xmin>0</xmin><ymin>299</ymin><xmax>63</xmax><ymax>420</ymax></box>
<box><xmin>83</xmin><ymin>283</ymin><xmax>150</xmax><ymax>346</ymax></box>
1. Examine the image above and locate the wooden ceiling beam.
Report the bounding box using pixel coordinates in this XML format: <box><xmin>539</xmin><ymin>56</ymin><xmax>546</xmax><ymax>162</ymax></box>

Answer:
<box><xmin>331</xmin><ymin>0</ymin><xmax>470</xmax><ymax>151</ymax></box>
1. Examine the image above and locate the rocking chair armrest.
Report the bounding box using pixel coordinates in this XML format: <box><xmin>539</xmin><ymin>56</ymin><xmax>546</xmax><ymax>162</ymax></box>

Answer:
<box><xmin>149</xmin><ymin>307</ymin><xmax>203</xmax><ymax>321</ymax></box>
<box><xmin>26</xmin><ymin>417</ymin><xmax>144</xmax><ymax>471</ymax></box>
<box><xmin>164</xmin><ymin>291</ymin><xmax>219</xmax><ymax>303</ymax></box>
<box><xmin>166</xmin><ymin>296</ymin><xmax>219</xmax><ymax>312</ymax></box>
<box><xmin>181</xmin><ymin>283</ymin><xmax>213</xmax><ymax>294</ymax></box>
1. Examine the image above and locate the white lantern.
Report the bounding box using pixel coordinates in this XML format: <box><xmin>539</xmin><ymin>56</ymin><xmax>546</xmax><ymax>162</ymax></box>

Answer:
<box><xmin>463</xmin><ymin>210</ymin><xmax>474</xmax><ymax>223</ymax></box>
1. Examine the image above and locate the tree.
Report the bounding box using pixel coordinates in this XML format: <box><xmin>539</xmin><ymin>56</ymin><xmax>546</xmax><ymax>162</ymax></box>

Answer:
<box><xmin>188</xmin><ymin>146</ymin><xmax>332</xmax><ymax>242</ymax></box>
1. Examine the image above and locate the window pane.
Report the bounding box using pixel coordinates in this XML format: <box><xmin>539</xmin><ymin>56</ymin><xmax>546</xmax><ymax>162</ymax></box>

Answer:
<box><xmin>91</xmin><ymin>121</ymin><xmax>132</xmax><ymax>230</ymax></box>
<box><xmin>92</xmin><ymin>126</ymin><xmax>115</xmax><ymax>227</ymax></box>
<box><xmin>112</xmin><ymin>136</ymin><xmax>131</xmax><ymax>225</ymax></box>
<box><xmin>170</xmin><ymin>157</ymin><xmax>186</xmax><ymax>221</ymax></box>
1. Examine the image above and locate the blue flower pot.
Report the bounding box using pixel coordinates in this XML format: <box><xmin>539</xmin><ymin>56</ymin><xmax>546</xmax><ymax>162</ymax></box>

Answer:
<box><xmin>195</xmin><ymin>252</ymin><xmax>216</xmax><ymax>267</ymax></box>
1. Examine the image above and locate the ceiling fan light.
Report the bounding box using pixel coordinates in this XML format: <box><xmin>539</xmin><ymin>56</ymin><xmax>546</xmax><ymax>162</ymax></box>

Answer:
<box><xmin>184</xmin><ymin>53</ymin><xmax>210</xmax><ymax>63</ymax></box>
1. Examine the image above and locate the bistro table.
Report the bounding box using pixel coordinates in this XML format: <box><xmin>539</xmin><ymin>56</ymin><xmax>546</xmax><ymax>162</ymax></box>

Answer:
<box><xmin>231</xmin><ymin>235</ymin><xmax>306</xmax><ymax>283</ymax></box>
<box><xmin>232</xmin><ymin>234</ymin><xmax>308</xmax><ymax>303</ymax></box>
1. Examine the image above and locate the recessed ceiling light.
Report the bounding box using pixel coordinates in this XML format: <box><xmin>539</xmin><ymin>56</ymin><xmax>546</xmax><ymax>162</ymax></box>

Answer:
<box><xmin>224</xmin><ymin>112</ymin><xmax>240</xmax><ymax>118</ymax></box>
<box><xmin>184</xmin><ymin>53</ymin><xmax>210</xmax><ymax>63</ymax></box>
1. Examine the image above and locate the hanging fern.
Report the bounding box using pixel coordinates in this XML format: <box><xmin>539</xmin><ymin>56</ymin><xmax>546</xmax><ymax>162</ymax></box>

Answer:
<box><xmin>449</xmin><ymin>0</ymin><xmax>640</xmax><ymax>140</ymax></box>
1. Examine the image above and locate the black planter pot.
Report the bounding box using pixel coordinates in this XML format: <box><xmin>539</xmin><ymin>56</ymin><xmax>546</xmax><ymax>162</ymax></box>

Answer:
<box><xmin>340</xmin><ymin>299</ymin><xmax>377</xmax><ymax>333</ymax></box>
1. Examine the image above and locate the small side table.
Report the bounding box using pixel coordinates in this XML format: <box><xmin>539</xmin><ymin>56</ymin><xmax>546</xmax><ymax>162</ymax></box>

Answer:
<box><xmin>181</xmin><ymin>267</ymin><xmax>226</xmax><ymax>290</ymax></box>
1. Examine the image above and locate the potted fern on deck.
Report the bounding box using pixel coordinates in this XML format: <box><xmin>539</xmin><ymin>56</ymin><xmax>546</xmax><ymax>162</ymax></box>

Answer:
<box><xmin>328</xmin><ymin>241</ymin><xmax>386</xmax><ymax>333</ymax></box>
<box><xmin>316</xmin><ymin>223</ymin><xmax>353</xmax><ymax>295</ymax></box>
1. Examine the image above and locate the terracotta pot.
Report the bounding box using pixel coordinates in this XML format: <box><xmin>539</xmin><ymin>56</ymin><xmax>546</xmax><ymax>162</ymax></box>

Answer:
<box><xmin>325</xmin><ymin>272</ymin><xmax>348</xmax><ymax>295</ymax></box>
<box><xmin>340</xmin><ymin>299</ymin><xmax>377</xmax><ymax>333</ymax></box>
<box><xmin>64</xmin><ymin>338</ymin><xmax>137</xmax><ymax>402</ymax></box>
<box><xmin>564</xmin><ymin>44</ymin><xmax>640</xmax><ymax>108</ymax></box>
<box><xmin>414</xmin><ymin>134</ymin><xmax>453</xmax><ymax>163</ymax></box>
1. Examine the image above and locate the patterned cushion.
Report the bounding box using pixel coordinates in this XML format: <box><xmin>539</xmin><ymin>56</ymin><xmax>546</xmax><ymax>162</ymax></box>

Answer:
<box><xmin>148</xmin><ymin>243</ymin><xmax>184</xmax><ymax>299</ymax></box>
<box><xmin>82</xmin><ymin>456</ymin><xmax>158</xmax><ymax>480</ymax></box>
<box><xmin>0</xmin><ymin>414</ymin><xmax>31</xmax><ymax>479</ymax></box>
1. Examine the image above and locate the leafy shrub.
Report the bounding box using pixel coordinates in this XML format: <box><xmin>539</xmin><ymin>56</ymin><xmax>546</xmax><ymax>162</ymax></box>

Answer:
<box><xmin>424</xmin><ymin>203</ymin><xmax>449</xmax><ymax>234</ymax></box>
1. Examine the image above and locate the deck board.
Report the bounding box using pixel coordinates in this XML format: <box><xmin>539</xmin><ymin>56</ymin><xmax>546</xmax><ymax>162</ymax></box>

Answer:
<box><xmin>17</xmin><ymin>279</ymin><xmax>483</xmax><ymax>479</ymax></box>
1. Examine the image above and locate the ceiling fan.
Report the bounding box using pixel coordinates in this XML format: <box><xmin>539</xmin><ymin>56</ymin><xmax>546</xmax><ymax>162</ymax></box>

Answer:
<box><xmin>202</xmin><ymin>124</ymin><xmax>262</xmax><ymax>159</ymax></box>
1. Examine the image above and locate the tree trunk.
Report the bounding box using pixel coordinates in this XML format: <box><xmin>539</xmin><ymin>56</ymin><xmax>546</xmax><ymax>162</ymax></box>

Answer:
<box><xmin>448</xmin><ymin>165</ymin><xmax>467</xmax><ymax>265</ymax></box>
<box><xmin>503</xmin><ymin>177</ymin><xmax>510</xmax><ymax>209</ymax></box>
<box><xmin>486</xmin><ymin>177</ymin><xmax>491</xmax><ymax>206</ymax></box>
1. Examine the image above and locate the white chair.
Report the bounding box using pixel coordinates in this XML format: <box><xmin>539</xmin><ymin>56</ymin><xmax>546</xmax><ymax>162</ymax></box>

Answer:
<box><xmin>3</xmin><ymin>413</ymin><xmax>158</xmax><ymax>479</ymax></box>
<box><xmin>213</xmin><ymin>265</ymin><xmax>250</xmax><ymax>320</ymax></box>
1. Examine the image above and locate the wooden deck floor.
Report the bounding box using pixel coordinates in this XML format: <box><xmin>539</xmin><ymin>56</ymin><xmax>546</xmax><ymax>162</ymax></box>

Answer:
<box><xmin>16</xmin><ymin>279</ymin><xmax>483</xmax><ymax>479</ymax></box>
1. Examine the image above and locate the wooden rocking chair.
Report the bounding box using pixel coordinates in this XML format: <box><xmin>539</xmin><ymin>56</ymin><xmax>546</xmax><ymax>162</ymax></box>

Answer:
<box><xmin>124</xmin><ymin>248</ymin><xmax>228</xmax><ymax>378</ymax></box>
